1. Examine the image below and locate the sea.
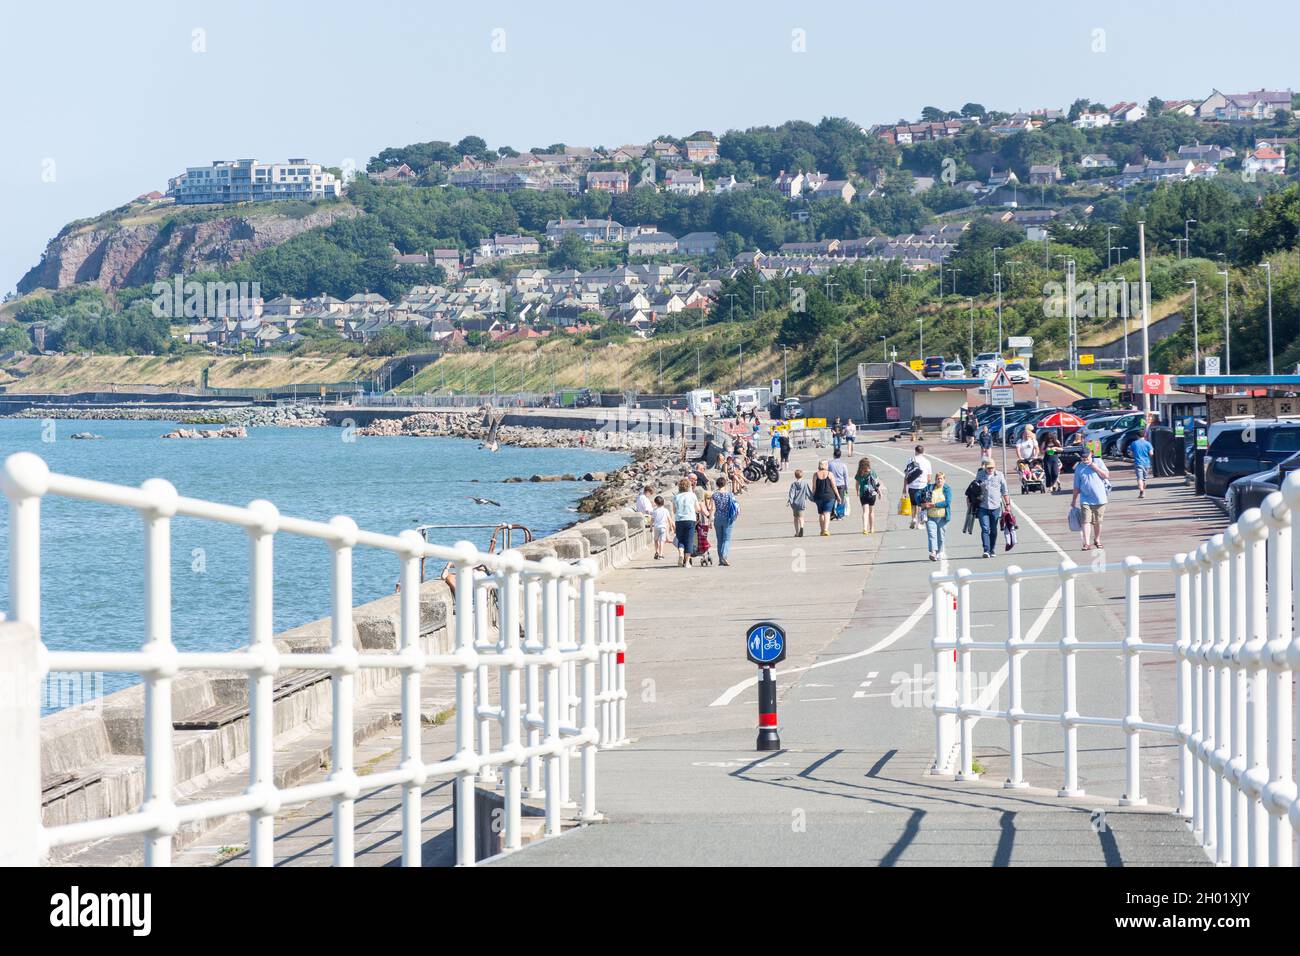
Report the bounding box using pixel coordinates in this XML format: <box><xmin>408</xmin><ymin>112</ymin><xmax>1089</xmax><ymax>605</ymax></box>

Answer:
<box><xmin>0</xmin><ymin>418</ymin><xmax>627</xmax><ymax>710</ymax></box>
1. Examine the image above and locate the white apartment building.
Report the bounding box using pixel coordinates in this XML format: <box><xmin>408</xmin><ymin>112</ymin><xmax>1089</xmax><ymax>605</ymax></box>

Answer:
<box><xmin>168</xmin><ymin>159</ymin><xmax>343</xmax><ymax>205</ymax></box>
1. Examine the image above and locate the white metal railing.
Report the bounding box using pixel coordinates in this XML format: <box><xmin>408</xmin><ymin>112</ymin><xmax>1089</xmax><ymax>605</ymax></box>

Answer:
<box><xmin>928</xmin><ymin>474</ymin><xmax>1300</xmax><ymax>866</ymax></box>
<box><xmin>0</xmin><ymin>451</ymin><xmax>628</xmax><ymax>868</ymax></box>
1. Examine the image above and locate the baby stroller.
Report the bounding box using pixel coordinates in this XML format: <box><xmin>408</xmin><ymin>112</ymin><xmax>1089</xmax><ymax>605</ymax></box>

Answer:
<box><xmin>694</xmin><ymin>521</ymin><xmax>713</xmax><ymax>566</ymax></box>
<box><xmin>1018</xmin><ymin>458</ymin><xmax>1046</xmax><ymax>494</ymax></box>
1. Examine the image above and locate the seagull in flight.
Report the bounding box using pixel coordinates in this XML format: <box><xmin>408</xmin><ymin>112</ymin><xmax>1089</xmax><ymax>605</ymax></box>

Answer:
<box><xmin>468</xmin><ymin>496</ymin><xmax>502</xmax><ymax>506</ymax></box>
<box><xmin>479</xmin><ymin>407</ymin><xmax>503</xmax><ymax>452</ymax></box>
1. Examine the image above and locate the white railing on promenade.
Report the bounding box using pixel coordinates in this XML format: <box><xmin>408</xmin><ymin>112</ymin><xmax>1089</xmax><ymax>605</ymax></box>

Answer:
<box><xmin>0</xmin><ymin>451</ymin><xmax>628</xmax><ymax>868</ymax></box>
<box><xmin>928</xmin><ymin>474</ymin><xmax>1300</xmax><ymax>866</ymax></box>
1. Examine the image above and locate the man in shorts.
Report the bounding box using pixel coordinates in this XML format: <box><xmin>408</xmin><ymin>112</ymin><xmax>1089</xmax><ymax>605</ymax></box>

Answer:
<box><xmin>1071</xmin><ymin>448</ymin><xmax>1111</xmax><ymax>551</ymax></box>
<box><xmin>1130</xmin><ymin>432</ymin><xmax>1154</xmax><ymax>499</ymax></box>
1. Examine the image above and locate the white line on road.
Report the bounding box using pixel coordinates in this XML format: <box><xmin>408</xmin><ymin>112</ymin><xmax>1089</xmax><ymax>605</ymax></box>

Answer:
<box><xmin>799</xmin><ymin>697</ymin><xmax>836</xmax><ymax>703</ymax></box>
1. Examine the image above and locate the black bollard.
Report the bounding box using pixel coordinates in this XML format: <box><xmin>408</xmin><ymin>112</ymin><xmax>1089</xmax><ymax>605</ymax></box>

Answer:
<box><xmin>756</xmin><ymin>666</ymin><xmax>781</xmax><ymax>750</ymax></box>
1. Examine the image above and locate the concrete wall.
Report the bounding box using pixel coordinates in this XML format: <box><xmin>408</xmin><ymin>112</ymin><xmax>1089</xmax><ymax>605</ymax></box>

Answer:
<box><xmin>36</xmin><ymin>506</ymin><xmax>651</xmax><ymax>836</ymax></box>
<box><xmin>800</xmin><ymin>373</ymin><xmax>866</xmax><ymax>424</ymax></box>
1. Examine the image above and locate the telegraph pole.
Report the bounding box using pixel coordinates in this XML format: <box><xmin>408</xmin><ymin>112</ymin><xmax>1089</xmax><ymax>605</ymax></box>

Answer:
<box><xmin>1263</xmin><ymin>261</ymin><xmax>1274</xmax><ymax>375</ymax></box>
<box><xmin>1186</xmin><ymin>280</ymin><xmax>1199</xmax><ymax>374</ymax></box>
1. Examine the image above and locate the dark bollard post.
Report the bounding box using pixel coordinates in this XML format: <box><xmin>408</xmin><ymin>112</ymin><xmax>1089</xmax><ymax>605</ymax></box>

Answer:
<box><xmin>756</xmin><ymin>666</ymin><xmax>781</xmax><ymax>750</ymax></box>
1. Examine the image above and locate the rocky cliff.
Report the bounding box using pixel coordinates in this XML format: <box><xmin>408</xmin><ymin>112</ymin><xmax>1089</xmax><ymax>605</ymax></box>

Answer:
<box><xmin>17</xmin><ymin>204</ymin><xmax>360</xmax><ymax>293</ymax></box>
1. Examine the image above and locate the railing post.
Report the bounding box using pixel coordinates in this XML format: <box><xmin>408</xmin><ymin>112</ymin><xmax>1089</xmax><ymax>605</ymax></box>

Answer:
<box><xmin>929</xmin><ymin>574</ymin><xmax>956</xmax><ymax>774</ymax></box>
<box><xmin>615</xmin><ymin>596</ymin><xmax>627</xmax><ymax>746</ymax></box>
<box><xmin>1187</xmin><ymin>547</ymin><xmax>1205</xmax><ymax>842</ymax></box>
<box><xmin>140</xmin><ymin>479</ymin><xmax>179</xmax><ymax>866</ymax></box>
<box><xmin>1173</xmin><ymin>553</ymin><xmax>1192</xmax><ymax>818</ymax></box>
<box><xmin>247</xmin><ymin>500</ymin><xmax>280</xmax><ymax>867</ymax></box>
<box><xmin>329</xmin><ymin>516</ymin><xmax>359</xmax><ymax>867</ymax></box>
<box><xmin>0</xmin><ymin>619</ymin><xmax>41</xmax><ymax>866</ymax></box>
<box><xmin>499</xmin><ymin>551</ymin><xmax>524</xmax><ymax>852</ymax></box>
<box><xmin>397</xmin><ymin>530</ymin><xmax>426</xmax><ymax>867</ymax></box>
<box><xmin>579</xmin><ymin>564</ymin><xmax>601</xmax><ymax>822</ymax></box>
<box><xmin>541</xmin><ymin>562</ymin><xmax>563</xmax><ymax>837</ymax></box>
<box><xmin>556</xmin><ymin>581</ymin><xmax>573</xmax><ymax>810</ymax></box>
<box><xmin>1058</xmin><ymin>560</ymin><xmax>1083</xmax><ymax>797</ymax></box>
<box><xmin>1227</xmin><ymin>525</ymin><xmax>1249</xmax><ymax>866</ymax></box>
<box><xmin>955</xmin><ymin>569</ymin><xmax>978</xmax><ymax>781</ymax></box>
<box><xmin>1211</xmin><ymin>535</ymin><xmax>1232</xmax><ymax>864</ymax></box>
<box><xmin>1240</xmin><ymin>510</ymin><xmax>1270</xmax><ymax>865</ymax></box>
<box><xmin>1262</xmin><ymin>491</ymin><xmax>1294</xmax><ymax>867</ymax></box>
<box><xmin>523</xmin><ymin>578</ymin><xmax>544</xmax><ymax>797</ymax></box>
<box><xmin>1119</xmin><ymin>556</ymin><xmax>1146</xmax><ymax>806</ymax></box>
<box><xmin>1004</xmin><ymin>566</ymin><xmax>1028</xmax><ymax>789</ymax></box>
<box><xmin>474</xmin><ymin>578</ymin><xmax>497</xmax><ymax>785</ymax></box>
<box><xmin>453</xmin><ymin>541</ymin><xmax>479</xmax><ymax>866</ymax></box>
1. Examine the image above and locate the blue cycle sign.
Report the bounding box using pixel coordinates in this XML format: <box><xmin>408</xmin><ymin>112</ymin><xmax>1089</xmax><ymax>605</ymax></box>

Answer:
<box><xmin>746</xmin><ymin>621</ymin><xmax>787</xmax><ymax>666</ymax></box>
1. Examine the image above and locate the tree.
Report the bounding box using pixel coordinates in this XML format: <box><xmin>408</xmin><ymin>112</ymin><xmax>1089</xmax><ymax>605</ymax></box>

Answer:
<box><xmin>961</xmin><ymin>103</ymin><xmax>987</xmax><ymax>120</ymax></box>
<box><xmin>548</xmin><ymin>235</ymin><xmax>593</xmax><ymax>271</ymax></box>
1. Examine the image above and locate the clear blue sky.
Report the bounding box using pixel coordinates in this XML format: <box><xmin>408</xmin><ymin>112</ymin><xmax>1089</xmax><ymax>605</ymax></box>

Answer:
<box><xmin>2</xmin><ymin>0</ymin><xmax>1296</xmax><ymax>295</ymax></box>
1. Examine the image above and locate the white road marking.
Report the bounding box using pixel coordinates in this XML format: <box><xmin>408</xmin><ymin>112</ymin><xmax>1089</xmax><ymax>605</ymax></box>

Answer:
<box><xmin>799</xmin><ymin>697</ymin><xmax>836</xmax><ymax>703</ymax></box>
<box><xmin>854</xmin><ymin>691</ymin><xmax>895</xmax><ymax>699</ymax></box>
<box><xmin>709</xmin><ymin>595</ymin><xmax>933</xmax><ymax>706</ymax></box>
<box><xmin>867</xmin><ymin>671</ymin><xmax>878</xmax><ymax>678</ymax></box>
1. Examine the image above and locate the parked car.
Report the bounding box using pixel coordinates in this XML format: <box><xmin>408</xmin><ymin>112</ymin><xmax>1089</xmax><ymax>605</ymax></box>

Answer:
<box><xmin>769</xmin><ymin>397</ymin><xmax>803</xmax><ymax>420</ymax></box>
<box><xmin>1225</xmin><ymin>452</ymin><xmax>1300</xmax><ymax>521</ymax></box>
<box><xmin>942</xmin><ymin>361</ymin><xmax>966</xmax><ymax>379</ymax></box>
<box><xmin>1071</xmin><ymin>396</ymin><xmax>1115</xmax><ymax>412</ymax></box>
<box><xmin>1004</xmin><ymin>362</ymin><xmax>1030</xmax><ymax>384</ymax></box>
<box><xmin>923</xmin><ymin>355</ymin><xmax>946</xmax><ymax>379</ymax></box>
<box><xmin>972</xmin><ymin>352</ymin><xmax>1002</xmax><ymax>378</ymax></box>
<box><xmin>1204</xmin><ymin>421</ymin><xmax>1300</xmax><ymax>498</ymax></box>
<box><xmin>1078</xmin><ymin>412</ymin><xmax>1144</xmax><ymax>450</ymax></box>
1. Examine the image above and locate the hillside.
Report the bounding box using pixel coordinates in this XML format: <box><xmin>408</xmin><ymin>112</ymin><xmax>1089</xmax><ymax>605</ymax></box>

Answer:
<box><xmin>0</xmin><ymin>353</ymin><xmax>388</xmax><ymax>393</ymax></box>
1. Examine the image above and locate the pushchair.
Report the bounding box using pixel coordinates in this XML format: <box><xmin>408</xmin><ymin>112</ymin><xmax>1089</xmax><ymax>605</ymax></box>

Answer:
<box><xmin>695</xmin><ymin>522</ymin><xmax>713</xmax><ymax>566</ymax></box>
<box><xmin>1018</xmin><ymin>458</ymin><xmax>1046</xmax><ymax>494</ymax></box>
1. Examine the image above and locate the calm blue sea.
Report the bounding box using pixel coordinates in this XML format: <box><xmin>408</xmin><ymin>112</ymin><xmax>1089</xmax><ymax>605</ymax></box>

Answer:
<box><xmin>0</xmin><ymin>419</ymin><xmax>626</xmax><ymax>708</ymax></box>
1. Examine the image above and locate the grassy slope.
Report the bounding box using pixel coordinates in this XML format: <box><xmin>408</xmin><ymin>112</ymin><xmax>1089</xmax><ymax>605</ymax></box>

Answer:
<box><xmin>1</xmin><ymin>354</ymin><xmax>389</xmax><ymax>392</ymax></box>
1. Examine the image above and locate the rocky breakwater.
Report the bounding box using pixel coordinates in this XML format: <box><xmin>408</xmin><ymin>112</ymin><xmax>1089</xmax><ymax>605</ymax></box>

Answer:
<box><xmin>224</xmin><ymin>404</ymin><xmax>329</xmax><ymax>428</ymax></box>
<box><xmin>162</xmin><ymin>426</ymin><xmax>248</xmax><ymax>439</ymax></box>
<box><xmin>572</xmin><ymin>445</ymin><xmax>684</xmax><ymax>515</ymax></box>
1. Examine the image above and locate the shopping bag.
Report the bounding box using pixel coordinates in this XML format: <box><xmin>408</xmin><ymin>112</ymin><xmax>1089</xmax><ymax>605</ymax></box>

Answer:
<box><xmin>898</xmin><ymin>495</ymin><xmax>912</xmax><ymax>517</ymax></box>
<box><xmin>834</xmin><ymin>501</ymin><xmax>846</xmax><ymax>519</ymax></box>
<box><xmin>1067</xmin><ymin>506</ymin><xmax>1082</xmax><ymax>533</ymax></box>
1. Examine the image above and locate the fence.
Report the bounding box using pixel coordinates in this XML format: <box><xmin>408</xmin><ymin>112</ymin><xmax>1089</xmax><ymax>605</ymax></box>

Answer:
<box><xmin>928</xmin><ymin>474</ymin><xmax>1300</xmax><ymax>866</ymax></box>
<box><xmin>0</xmin><ymin>451</ymin><xmax>627</xmax><ymax>867</ymax></box>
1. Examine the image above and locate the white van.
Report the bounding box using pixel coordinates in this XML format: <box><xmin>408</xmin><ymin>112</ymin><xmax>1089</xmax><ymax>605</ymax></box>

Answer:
<box><xmin>729</xmin><ymin>388</ymin><xmax>759</xmax><ymax>414</ymax></box>
<box><xmin>687</xmin><ymin>388</ymin><xmax>717</xmax><ymax>417</ymax></box>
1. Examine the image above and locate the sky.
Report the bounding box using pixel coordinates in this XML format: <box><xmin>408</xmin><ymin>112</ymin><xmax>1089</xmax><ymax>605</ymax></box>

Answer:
<box><xmin>2</xmin><ymin>0</ymin><xmax>1297</xmax><ymax>295</ymax></box>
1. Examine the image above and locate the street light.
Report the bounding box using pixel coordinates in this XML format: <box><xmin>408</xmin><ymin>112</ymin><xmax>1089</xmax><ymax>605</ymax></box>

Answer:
<box><xmin>1218</xmin><ymin>269</ymin><xmax>1231</xmax><ymax>374</ymax></box>
<box><xmin>880</xmin><ymin>335</ymin><xmax>887</xmax><ymax>363</ymax></box>
<box><xmin>1106</xmin><ymin>225</ymin><xmax>1116</xmax><ymax>268</ymax></box>
<box><xmin>1185</xmin><ymin>219</ymin><xmax>1197</xmax><ymax>259</ymax></box>
<box><xmin>994</xmin><ymin>271</ymin><xmax>1003</xmax><ymax>355</ymax></box>
<box><xmin>967</xmin><ymin>296</ymin><xmax>975</xmax><ymax>367</ymax></box>
<box><xmin>918</xmin><ymin>316</ymin><xmax>924</xmax><ymax>361</ymax></box>
<box><xmin>1262</xmin><ymin>261</ymin><xmax>1274</xmax><ymax>375</ymax></box>
<box><xmin>1114</xmin><ymin>246</ymin><xmax>1127</xmax><ymax>265</ymax></box>
<box><xmin>1137</xmin><ymin>220</ymin><xmax>1152</xmax><ymax>415</ymax></box>
<box><xmin>1185</xmin><ymin>279</ymin><xmax>1199</xmax><ymax>374</ymax></box>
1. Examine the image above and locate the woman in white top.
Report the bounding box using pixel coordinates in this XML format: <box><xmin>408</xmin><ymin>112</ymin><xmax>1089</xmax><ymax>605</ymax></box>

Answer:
<box><xmin>672</xmin><ymin>478</ymin><xmax>700</xmax><ymax>567</ymax></box>
<box><xmin>1016</xmin><ymin>425</ymin><xmax>1040</xmax><ymax>465</ymax></box>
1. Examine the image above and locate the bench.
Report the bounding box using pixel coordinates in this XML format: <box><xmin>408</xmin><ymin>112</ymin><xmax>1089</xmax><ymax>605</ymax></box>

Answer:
<box><xmin>173</xmin><ymin>669</ymin><xmax>331</xmax><ymax>731</ymax></box>
<box><xmin>42</xmin><ymin>770</ymin><xmax>105</xmax><ymax>807</ymax></box>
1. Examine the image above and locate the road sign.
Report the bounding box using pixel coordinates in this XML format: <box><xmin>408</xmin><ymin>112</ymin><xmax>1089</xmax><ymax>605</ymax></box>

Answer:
<box><xmin>989</xmin><ymin>367</ymin><xmax>1015</xmax><ymax>407</ymax></box>
<box><xmin>909</xmin><ymin>359</ymin><xmax>924</xmax><ymax>372</ymax></box>
<box><xmin>745</xmin><ymin>621</ymin><xmax>787</xmax><ymax>667</ymax></box>
<box><xmin>805</xmin><ymin>417</ymin><xmax>827</xmax><ymax>428</ymax></box>
<box><xmin>1007</xmin><ymin>336</ymin><xmax>1033</xmax><ymax>348</ymax></box>
<box><xmin>1204</xmin><ymin>357</ymin><xmax>1221</xmax><ymax>376</ymax></box>
<box><xmin>1079</xmin><ymin>353</ymin><xmax>1095</xmax><ymax>366</ymax></box>
<box><xmin>772</xmin><ymin>378</ymin><xmax>782</xmax><ymax>398</ymax></box>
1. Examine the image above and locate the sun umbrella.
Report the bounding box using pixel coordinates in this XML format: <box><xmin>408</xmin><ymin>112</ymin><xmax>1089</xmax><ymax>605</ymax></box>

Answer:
<box><xmin>1038</xmin><ymin>411</ymin><xmax>1086</xmax><ymax>430</ymax></box>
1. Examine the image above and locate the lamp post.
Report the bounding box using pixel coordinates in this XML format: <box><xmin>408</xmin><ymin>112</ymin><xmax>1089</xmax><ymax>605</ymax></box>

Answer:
<box><xmin>834</xmin><ymin>338</ymin><xmax>840</xmax><ymax>383</ymax></box>
<box><xmin>1263</xmin><ymin>261</ymin><xmax>1274</xmax><ymax>375</ymax></box>
<box><xmin>880</xmin><ymin>335</ymin><xmax>887</xmax><ymax>363</ymax></box>
<box><xmin>1137</xmin><ymin>220</ymin><xmax>1152</xmax><ymax>415</ymax></box>
<box><xmin>724</xmin><ymin>292</ymin><xmax>738</xmax><ymax>323</ymax></box>
<box><xmin>1106</xmin><ymin>225</ymin><xmax>1116</xmax><ymax>268</ymax></box>
<box><xmin>1218</xmin><ymin>269</ymin><xmax>1231</xmax><ymax>374</ymax></box>
<box><xmin>994</xmin><ymin>271</ymin><xmax>1003</xmax><ymax>355</ymax></box>
<box><xmin>918</xmin><ymin>317</ymin><xmax>924</xmax><ymax>362</ymax></box>
<box><xmin>1185</xmin><ymin>219</ymin><xmax>1197</xmax><ymax>259</ymax></box>
<box><xmin>1186</xmin><ymin>279</ymin><xmax>1199</xmax><ymax>374</ymax></box>
<box><xmin>950</xmin><ymin>267</ymin><xmax>962</xmax><ymax>296</ymax></box>
<box><xmin>967</xmin><ymin>296</ymin><xmax>975</xmax><ymax>367</ymax></box>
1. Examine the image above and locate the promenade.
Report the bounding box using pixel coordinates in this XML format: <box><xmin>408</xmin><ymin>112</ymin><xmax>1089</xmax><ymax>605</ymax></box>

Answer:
<box><xmin>494</xmin><ymin>428</ymin><xmax>1217</xmax><ymax>866</ymax></box>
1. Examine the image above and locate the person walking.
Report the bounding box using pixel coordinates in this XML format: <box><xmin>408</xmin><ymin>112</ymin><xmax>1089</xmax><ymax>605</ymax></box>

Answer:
<box><xmin>831</xmin><ymin>418</ymin><xmax>843</xmax><ymax>455</ymax></box>
<box><xmin>1130</xmin><ymin>430</ymin><xmax>1154</xmax><ymax>499</ymax></box>
<box><xmin>844</xmin><ymin>419</ymin><xmax>857</xmax><ymax>456</ymax></box>
<box><xmin>1041</xmin><ymin>430</ymin><xmax>1062</xmax><ymax>493</ymax></box>
<box><xmin>976</xmin><ymin>457</ymin><xmax>1010</xmax><ymax>558</ymax></box>
<box><xmin>1016</xmin><ymin>424</ymin><xmax>1040</xmax><ymax>469</ymax></box>
<box><xmin>787</xmin><ymin>468</ymin><xmax>812</xmax><ymax>537</ymax></box>
<box><xmin>672</xmin><ymin>478</ymin><xmax>699</xmax><ymax>567</ymax></box>
<box><xmin>812</xmin><ymin>459</ymin><xmax>842</xmax><ymax>536</ymax></box>
<box><xmin>854</xmin><ymin>457</ymin><xmax>883</xmax><ymax>534</ymax></box>
<box><xmin>978</xmin><ymin>424</ymin><xmax>993</xmax><ymax>456</ymax></box>
<box><xmin>904</xmin><ymin>444</ymin><xmax>933</xmax><ymax>530</ymax></box>
<box><xmin>923</xmin><ymin>471</ymin><xmax>954</xmax><ymax>561</ymax></box>
<box><xmin>711</xmin><ymin>476</ymin><xmax>739</xmax><ymax>566</ymax></box>
<box><xmin>1071</xmin><ymin>447</ymin><xmax>1111</xmax><ymax>550</ymax></box>
<box><xmin>777</xmin><ymin>430</ymin><xmax>791</xmax><ymax>470</ymax></box>
<box><xmin>651</xmin><ymin>495</ymin><xmax>671</xmax><ymax>560</ymax></box>
<box><xmin>829</xmin><ymin>447</ymin><xmax>851</xmax><ymax>519</ymax></box>
<box><xmin>635</xmin><ymin>484</ymin><xmax>656</xmax><ymax>525</ymax></box>
<box><xmin>965</xmin><ymin>411</ymin><xmax>978</xmax><ymax>447</ymax></box>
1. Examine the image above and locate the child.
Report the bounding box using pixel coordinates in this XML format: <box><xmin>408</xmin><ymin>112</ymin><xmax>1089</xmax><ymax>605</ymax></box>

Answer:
<box><xmin>651</xmin><ymin>495</ymin><xmax>671</xmax><ymax>560</ymax></box>
<box><xmin>787</xmin><ymin>468</ymin><xmax>812</xmax><ymax>537</ymax></box>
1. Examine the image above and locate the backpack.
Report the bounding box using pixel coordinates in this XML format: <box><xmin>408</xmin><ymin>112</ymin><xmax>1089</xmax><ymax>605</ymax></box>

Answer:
<box><xmin>965</xmin><ymin>479</ymin><xmax>983</xmax><ymax>506</ymax></box>
<box><xmin>903</xmin><ymin>460</ymin><xmax>923</xmax><ymax>486</ymax></box>
<box><xmin>722</xmin><ymin>493</ymin><xmax>740</xmax><ymax>523</ymax></box>
<box><xmin>860</xmin><ymin>474</ymin><xmax>879</xmax><ymax>505</ymax></box>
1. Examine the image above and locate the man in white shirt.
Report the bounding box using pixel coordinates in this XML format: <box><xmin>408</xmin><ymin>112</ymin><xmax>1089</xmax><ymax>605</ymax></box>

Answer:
<box><xmin>634</xmin><ymin>485</ymin><xmax>655</xmax><ymax>525</ymax></box>
<box><xmin>905</xmin><ymin>444</ymin><xmax>932</xmax><ymax>530</ymax></box>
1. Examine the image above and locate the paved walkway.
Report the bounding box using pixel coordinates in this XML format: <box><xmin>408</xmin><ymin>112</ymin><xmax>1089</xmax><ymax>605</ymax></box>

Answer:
<box><xmin>494</xmin><ymin>426</ymin><xmax>1216</xmax><ymax>866</ymax></box>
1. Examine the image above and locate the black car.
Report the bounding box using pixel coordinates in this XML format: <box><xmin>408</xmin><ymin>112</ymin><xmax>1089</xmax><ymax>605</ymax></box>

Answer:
<box><xmin>1204</xmin><ymin>422</ymin><xmax>1300</xmax><ymax>498</ymax></box>
<box><xmin>923</xmin><ymin>356</ymin><xmax>946</xmax><ymax>379</ymax></box>
<box><xmin>1071</xmin><ymin>397</ymin><xmax>1115</xmax><ymax>412</ymax></box>
<box><xmin>1226</xmin><ymin>452</ymin><xmax>1300</xmax><ymax>521</ymax></box>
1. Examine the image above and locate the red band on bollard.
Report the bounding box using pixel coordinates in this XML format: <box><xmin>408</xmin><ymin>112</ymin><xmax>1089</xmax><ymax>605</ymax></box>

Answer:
<box><xmin>758</xmin><ymin>713</ymin><xmax>778</xmax><ymax>727</ymax></box>
<box><xmin>615</xmin><ymin>604</ymin><xmax>625</xmax><ymax>617</ymax></box>
<box><xmin>617</xmin><ymin>652</ymin><xmax>625</xmax><ymax>664</ymax></box>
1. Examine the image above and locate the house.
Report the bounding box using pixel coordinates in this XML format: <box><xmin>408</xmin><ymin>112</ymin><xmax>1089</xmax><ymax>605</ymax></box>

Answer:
<box><xmin>1199</xmin><ymin>89</ymin><xmax>1293</xmax><ymax>122</ymax></box>
<box><xmin>545</xmin><ymin>218</ymin><xmax>627</xmax><ymax>243</ymax></box>
<box><xmin>432</xmin><ymin>249</ymin><xmax>461</xmax><ymax>275</ymax></box>
<box><xmin>1188</xmin><ymin>163</ymin><xmax>1219</xmax><ymax>180</ymax></box>
<box><xmin>392</xmin><ymin>252</ymin><xmax>430</xmax><ymax>266</ymax></box>
<box><xmin>678</xmin><ymin>232</ymin><xmax>720</xmax><ymax>256</ymax></box>
<box><xmin>810</xmin><ymin>179</ymin><xmax>856</xmax><ymax>203</ymax></box>
<box><xmin>609</xmin><ymin>145</ymin><xmax>646</xmax><ymax>164</ymax></box>
<box><xmin>684</xmin><ymin>139</ymin><xmax>719</xmax><ymax>164</ymax></box>
<box><xmin>477</xmin><ymin>233</ymin><xmax>540</xmax><ymax>260</ymax></box>
<box><xmin>1079</xmin><ymin>154</ymin><xmax>1116</xmax><ymax>169</ymax></box>
<box><xmin>1243</xmin><ymin>146</ymin><xmax>1286</xmax><ymax>177</ymax></box>
<box><xmin>664</xmin><ymin>170</ymin><xmax>704</xmax><ymax>195</ymax></box>
<box><xmin>1109</xmin><ymin>102</ymin><xmax>1146</xmax><ymax>124</ymax></box>
<box><xmin>651</xmin><ymin>141</ymin><xmax>682</xmax><ymax>165</ymax></box>
<box><xmin>713</xmin><ymin>174</ymin><xmax>750</xmax><ymax>193</ymax></box>
<box><xmin>1072</xmin><ymin>110</ymin><xmax>1111</xmax><ymax>130</ymax></box>
<box><xmin>1120</xmin><ymin>163</ymin><xmax>1146</xmax><ymax>185</ymax></box>
<box><xmin>987</xmin><ymin>169</ymin><xmax>1019</xmax><ymax>189</ymax></box>
<box><xmin>1143</xmin><ymin>159</ymin><xmax>1194</xmax><ymax>181</ymax></box>
<box><xmin>371</xmin><ymin>163</ymin><xmax>418</xmax><ymax>183</ymax></box>
<box><xmin>1028</xmin><ymin>164</ymin><xmax>1060</xmax><ymax>185</ymax></box>
<box><xmin>627</xmin><ymin>232</ymin><xmax>678</xmax><ymax>256</ymax></box>
<box><xmin>1161</xmin><ymin>99</ymin><xmax>1198</xmax><ymax>117</ymax></box>
<box><xmin>1177</xmin><ymin>143</ymin><xmax>1236</xmax><ymax>164</ymax></box>
<box><xmin>585</xmin><ymin>170</ymin><xmax>629</xmax><ymax>194</ymax></box>
<box><xmin>774</xmin><ymin>169</ymin><xmax>805</xmax><ymax>198</ymax></box>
